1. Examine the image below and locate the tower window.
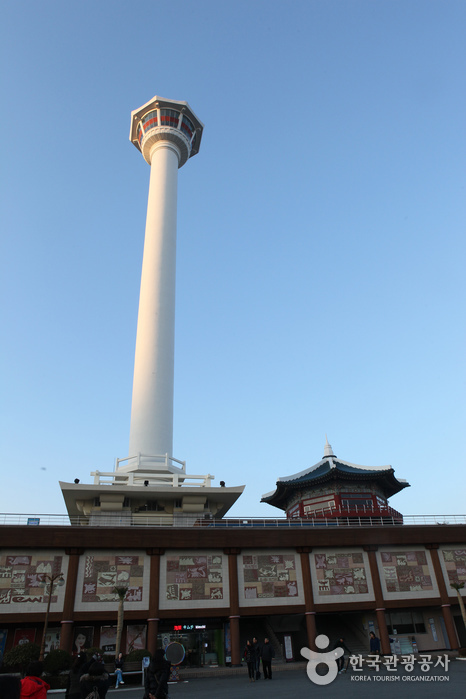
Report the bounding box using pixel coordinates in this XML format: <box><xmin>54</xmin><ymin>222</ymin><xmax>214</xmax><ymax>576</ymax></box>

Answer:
<box><xmin>141</xmin><ymin>110</ymin><xmax>158</xmax><ymax>137</ymax></box>
<box><xmin>160</xmin><ymin>109</ymin><xmax>180</xmax><ymax>128</ymax></box>
<box><xmin>181</xmin><ymin>115</ymin><xmax>194</xmax><ymax>139</ymax></box>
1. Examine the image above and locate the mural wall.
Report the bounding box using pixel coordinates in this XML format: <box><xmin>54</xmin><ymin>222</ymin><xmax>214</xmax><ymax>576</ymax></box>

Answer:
<box><xmin>238</xmin><ymin>550</ymin><xmax>304</xmax><ymax>607</ymax></box>
<box><xmin>74</xmin><ymin>551</ymin><xmax>149</xmax><ymax>612</ymax></box>
<box><xmin>439</xmin><ymin>546</ymin><xmax>466</xmax><ymax>591</ymax></box>
<box><xmin>377</xmin><ymin>547</ymin><xmax>438</xmax><ymax>600</ymax></box>
<box><xmin>159</xmin><ymin>551</ymin><xmax>229</xmax><ymax>610</ymax></box>
<box><xmin>0</xmin><ymin>551</ymin><xmax>68</xmax><ymax>613</ymax></box>
<box><xmin>310</xmin><ymin>548</ymin><xmax>375</xmax><ymax>602</ymax></box>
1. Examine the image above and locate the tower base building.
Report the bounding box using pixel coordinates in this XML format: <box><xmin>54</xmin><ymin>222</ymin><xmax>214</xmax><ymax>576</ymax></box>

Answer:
<box><xmin>1</xmin><ymin>443</ymin><xmax>466</xmax><ymax>667</ymax></box>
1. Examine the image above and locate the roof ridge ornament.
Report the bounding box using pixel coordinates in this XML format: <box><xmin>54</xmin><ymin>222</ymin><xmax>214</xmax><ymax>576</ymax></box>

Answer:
<box><xmin>323</xmin><ymin>435</ymin><xmax>336</xmax><ymax>459</ymax></box>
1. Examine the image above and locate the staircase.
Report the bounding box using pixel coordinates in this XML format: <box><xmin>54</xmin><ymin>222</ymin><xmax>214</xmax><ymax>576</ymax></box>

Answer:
<box><xmin>316</xmin><ymin>614</ymin><xmax>367</xmax><ymax>656</ymax></box>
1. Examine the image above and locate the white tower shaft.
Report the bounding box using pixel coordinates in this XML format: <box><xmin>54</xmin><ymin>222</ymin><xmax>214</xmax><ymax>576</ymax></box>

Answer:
<box><xmin>128</xmin><ymin>141</ymin><xmax>180</xmax><ymax>462</ymax></box>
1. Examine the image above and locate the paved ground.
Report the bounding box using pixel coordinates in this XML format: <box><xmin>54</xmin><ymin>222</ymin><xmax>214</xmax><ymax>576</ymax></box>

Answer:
<box><xmin>50</xmin><ymin>659</ymin><xmax>466</xmax><ymax>699</ymax></box>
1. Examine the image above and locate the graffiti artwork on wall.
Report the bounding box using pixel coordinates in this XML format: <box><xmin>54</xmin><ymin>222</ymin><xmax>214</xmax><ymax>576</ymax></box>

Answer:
<box><xmin>380</xmin><ymin>551</ymin><xmax>433</xmax><ymax>592</ymax></box>
<box><xmin>81</xmin><ymin>555</ymin><xmax>143</xmax><ymax>603</ymax></box>
<box><xmin>0</xmin><ymin>554</ymin><xmax>63</xmax><ymax>605</ymax></box>
<box><xmin>441</xmin><ymin>548</ymin><xmax>466</xmax><ymax>585</ymax></box>
<box><xmin>314</xmin><ymin>552</ymin><xmax>368</xmax><ymax>595</ymax></box>
<box><xmin>243</xmin><ymin>554</ymin><xmax>298</xmax><ymax>599</ymax></box>
<box><xmin>165</xmin><ymin>555</ymin><xmax>223</xmax><ymax>601</ymax></box>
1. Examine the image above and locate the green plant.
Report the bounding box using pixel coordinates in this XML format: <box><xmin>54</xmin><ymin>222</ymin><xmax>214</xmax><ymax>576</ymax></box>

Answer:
<box><xmin>43</xmin><ymin>648</ymin><xmax>72</xmax><ymax>675</ymax></box>
<box><xmin>126</xmin><ymin>648</ymin><xmax>151</xmax><ymax>662</ymax></box>
<box><xmin>2</xmin><ymin>642</ymin><xmax>40</xmax><ymax>671</ymax></box>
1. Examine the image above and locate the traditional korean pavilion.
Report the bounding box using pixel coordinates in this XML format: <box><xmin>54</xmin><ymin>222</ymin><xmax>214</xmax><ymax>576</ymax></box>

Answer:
<box><xmin>261</xmin><ymin>439</ymin><xmax>410</xmax><ymax>523</ymax></box>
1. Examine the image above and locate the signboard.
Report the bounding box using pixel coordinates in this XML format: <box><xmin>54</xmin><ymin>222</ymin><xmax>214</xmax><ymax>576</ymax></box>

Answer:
<box><xmin>284</xmin><ymin>634</ymin><xmax>293</xmax><ymax>661</ymax></box>
<box><xmin>73</xmin><ymin>627</ymin><xmax>94</xmax><ymax>655</ymax></box>
<box><xmin>100</xmin><ymin>626</ymin><xmax>117</xmax><ymax>654</ymax></box>
<box><xmin>27</xmin><ymin>518</ymin><xmax>40</xmax><ymax>526</ymax></box>
<box><xmin>44</xmin><ymin>628</ymin><xmax>61</xmax><ymax>654</ymax></box>
<box><xmin>429</xmin><ymin>618</ymin><xmax>438</xmax><ymax>642</ymax></box>
<box><xmin>13</xmin><ymin>628</ymin><xmax>36</xmax><ymax>646</ymax></box>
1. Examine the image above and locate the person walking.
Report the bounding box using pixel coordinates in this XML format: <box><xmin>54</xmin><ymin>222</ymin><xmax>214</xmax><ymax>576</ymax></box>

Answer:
<box><xmin>65</xmin><ymin>653</ymin><xmax>87</xmax><ymax>699</ymax></box>
<box><xmin>252</xmin><ymin>637</ymin><xmax>261</xmax><ymax>679</ymax></box>
<box><xmin>79</xmin><ymin>661</ymin><xmax>110</xmax><ymax>699</ymax></box>
<box><xmin>369</xmin><ymin>631</ymin><xmax>381</xmax><ymax>654</ymax></box>
<box><xmin>243</xmin><ymin>640</ymin><xmax>256</xmax><ymax>682</ymax></box>
<box><xmin>261</xmin><ymin>637</ymin><xmax>275</xmax><ymax>680</ymax></box>
<box><xmin>144</xmin><ymin>648</ymin><xmax>171</xmax><ymax>699</ymax></box>
<box><xmin>20</xmin><ymin>662</ymin><xmax>50</xmax><ymax>699</ymax></box>
<box><xmin>114</xmin><ymin>652</ymin><xmax>125</xmax><ymax>688</ymax></box>
<box><xmin>332</xmin><ymin>637</ymin><xmax>352</xmax><ymax>673</ymax></box>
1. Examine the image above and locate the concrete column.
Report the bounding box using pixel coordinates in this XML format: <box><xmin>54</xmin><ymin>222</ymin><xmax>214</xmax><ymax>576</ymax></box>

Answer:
<box><xmin>129</xmin><ymin>142</ymin><xmax>180</xmax><ymax>462</ymax></box>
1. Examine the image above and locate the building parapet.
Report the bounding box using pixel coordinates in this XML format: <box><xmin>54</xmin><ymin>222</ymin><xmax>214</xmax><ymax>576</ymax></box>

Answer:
<box><xmin>0</xmin><ymin>513</ymin><xmax>465</xmax><ymax>528</ymax></box>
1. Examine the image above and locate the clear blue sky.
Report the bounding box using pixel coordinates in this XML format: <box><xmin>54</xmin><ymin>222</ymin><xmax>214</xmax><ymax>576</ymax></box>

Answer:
<box><xmin>1</xmin><ymin>1</ymin><xmax>465</xmax><ymax>518</ymax></box>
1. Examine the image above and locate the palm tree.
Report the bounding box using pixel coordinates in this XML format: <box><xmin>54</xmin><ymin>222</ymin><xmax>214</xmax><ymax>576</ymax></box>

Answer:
<box><xmin>113</xmin><ymin>586</ymin><xmax>129</xmax><ymax>659</ymax></box>
<box><xmin>451</xmin><ymin>581</ymin><xmax>466</xmax><ymax>633</ymax></box>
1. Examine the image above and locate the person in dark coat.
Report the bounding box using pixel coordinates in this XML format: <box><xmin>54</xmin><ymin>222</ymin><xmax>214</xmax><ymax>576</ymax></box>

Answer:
<box><xmin>80</xmin><ymin>652</ymin><xmax>103</xmax><ymax>676</ymax></box>
<box><xmin>261</xmin><ymin>637</ymin><xmax>275</xmax><ymax>679</ymax></box>
<box><xmin>144</xmin><ymin>649</ymin><xmax>171</xmax><ymax>699</ymax></box>
<box><xmin>332</xmin><ymin>637</ymin><xmax>352</xmax><ymax>672</ymax></box>
<box><xmin>66</xmin><ymin>652</ymin><xmax>87</xmax><ymax>699</ymax></box>
<box><xmin>243</xmin><ymin>640</ymin><xmax>255</xmax><ymax>682</ymax></box>
<box><xmin>369</xmin><ymin>632</ymin><xmax>381</xmax><ymax>654</ymax></box>
<box><xmin>252</xmin><ymin>637</ymin><xmax>261</xmax><ymax>678</ymax></box>
<box><xmin>79</xmin><ymin>661</ymin><xmax>110</xmax><ymax>699</ymax></box>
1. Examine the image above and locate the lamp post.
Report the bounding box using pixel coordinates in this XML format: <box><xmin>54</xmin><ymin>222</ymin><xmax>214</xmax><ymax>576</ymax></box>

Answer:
<box><xmin>38</xmin><ymin>572</ymin><xmax>65</xmax><ymax>661</ymax></box>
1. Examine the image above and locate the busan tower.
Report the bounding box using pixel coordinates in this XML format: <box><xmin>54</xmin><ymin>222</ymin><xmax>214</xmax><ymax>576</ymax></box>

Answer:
<box><xmin>123</xmin><ymin>96</ymin><xmax>204</xmax><ymax>474</ymax></box>
<box><xmin>60</xmin><ymin>96</ymin><xmax>244</xmax><ymax>523</ymax></box>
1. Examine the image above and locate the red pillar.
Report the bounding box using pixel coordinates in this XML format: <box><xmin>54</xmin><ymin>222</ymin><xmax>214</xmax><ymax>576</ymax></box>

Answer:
<box><xmin>364</xmin><ymin>546</ymin><xmax>391</xmax><ymax>654</ymax></box>
<box><xmin>426</xmin><ymin>544</ymin><xmax>459</xmax><ymax>650</ymax></box>
<box><xmin>60</xmin><ymin>548</ymin><xmax>83</xmax><ymax>653</ymax></box>
<box><xmin>298</xmin><ymin>547</ymin><xmax>317</xmax><ymax>651</ymax></box>
<box><xmin>225</xmin><ymin>548</ymin><xmax>241</xmax><ymax>665</ymax></box>
<box><xmin>147</xmin><ymin>548</ymin><xmax>164</xmax><ymax>655</ymax></box>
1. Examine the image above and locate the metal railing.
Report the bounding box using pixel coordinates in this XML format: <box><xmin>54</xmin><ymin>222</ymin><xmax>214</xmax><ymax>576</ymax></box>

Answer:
<box><xmin>299</xmin><ymin>503</ymin><xmax>403</xmax><ymax>520</ymax></box>
<box><xmin>0</xmin><ymin>513</ymin><xmax>465</xmax><ymax>528</ymax></box>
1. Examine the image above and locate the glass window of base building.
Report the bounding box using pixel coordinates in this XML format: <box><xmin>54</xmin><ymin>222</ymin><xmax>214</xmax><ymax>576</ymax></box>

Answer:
<box><xmin>158</xmin><ymin>620</ymin><xmax>225</xmax><ymax>667</ymax></box>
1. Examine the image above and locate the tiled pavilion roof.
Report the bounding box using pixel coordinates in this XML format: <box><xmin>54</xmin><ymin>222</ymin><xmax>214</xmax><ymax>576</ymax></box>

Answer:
<box><xmin>261</xmin><ymin>439</ymin><xmax>410</xmax><ymax>511</ymax></box>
